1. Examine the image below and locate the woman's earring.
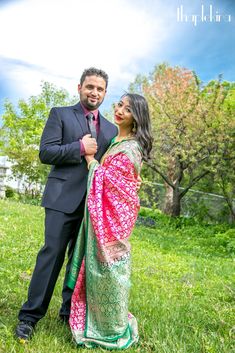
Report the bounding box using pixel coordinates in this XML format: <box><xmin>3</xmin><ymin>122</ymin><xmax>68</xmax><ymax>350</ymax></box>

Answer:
<box><xmin>132</xmin><ymin>122</ymin><xmax>137</xmax><ymax>133</ymax></box>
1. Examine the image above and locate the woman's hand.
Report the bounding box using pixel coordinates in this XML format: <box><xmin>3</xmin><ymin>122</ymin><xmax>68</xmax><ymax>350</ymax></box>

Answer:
<box><xmin>136</xmin><ymin>175</ymin><xmax>142</xmax><ymax>191</ymax></box>
<box><xmin>85</xmin><ymin>154</ymin><xmax>95</xmax><ymax>164</ymax></box>
<box><xmin>85</xmin><ymin>154</ymin><xmax>97</xmax><ymax>170</ymax></box>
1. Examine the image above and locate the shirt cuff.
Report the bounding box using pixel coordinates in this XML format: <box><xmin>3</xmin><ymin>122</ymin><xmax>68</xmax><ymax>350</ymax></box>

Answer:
<box><xmin>80</xmin><ymin>140</ymin><xmax>85</xmax><ymax>156</ymax></box>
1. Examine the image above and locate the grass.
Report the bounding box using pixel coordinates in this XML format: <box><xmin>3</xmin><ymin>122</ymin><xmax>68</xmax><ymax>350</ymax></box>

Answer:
<box><xmin>0</xmin><ymin>199</ymin><xmax>234</xmax><ymax>353</ymax></box>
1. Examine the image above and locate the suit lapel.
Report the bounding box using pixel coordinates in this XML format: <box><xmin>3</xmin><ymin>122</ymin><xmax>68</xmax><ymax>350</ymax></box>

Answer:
<box><xmin>73</xmin><ymin>102</ymin><xmax>88</xmax><ymax>134</ymax></box>
<box><xmin>97</xmin><ymin>114</ymin><xmax>106</xmax><ymax>145</ymax></box>
<box><xmin>96</xmin><ymin>114</ymin><xmax>110</xmax><ymax>159</ymax></box>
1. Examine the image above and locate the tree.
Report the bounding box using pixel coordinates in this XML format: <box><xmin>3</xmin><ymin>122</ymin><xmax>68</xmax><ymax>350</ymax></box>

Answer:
<box><xmin>0</xmin><ymin>82</ymin><xmax>76</xmax><ymax>195</ymax></box>
<box><xmin>214</xmin><ymin>87</ymin><xmax>235</xmax><ymax>222</ymax></box>
<box><xmin>131</xmin><ymin>64</ymin><xmax>235</xmax><ymax>216</ymax></box>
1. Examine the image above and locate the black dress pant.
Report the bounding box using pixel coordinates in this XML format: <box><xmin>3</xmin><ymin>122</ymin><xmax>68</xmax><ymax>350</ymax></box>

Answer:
<box><xmin>18</xmin><ymin>197</ymin><xmax>85</xmax><ymax>324</ymax></box>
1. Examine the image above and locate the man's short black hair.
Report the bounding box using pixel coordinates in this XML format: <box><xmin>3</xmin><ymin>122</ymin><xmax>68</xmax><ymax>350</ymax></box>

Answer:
<box><xmin>80</xmin><ymin>67</ymin><xmax>109</xmax><ymax>88</ymax></box>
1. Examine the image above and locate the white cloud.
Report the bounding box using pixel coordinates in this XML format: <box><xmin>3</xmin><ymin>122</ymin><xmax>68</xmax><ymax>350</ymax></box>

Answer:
<box><xmin>0</xmin><ymin>0</ymin><xmax>176</xmax><ymax>103</ymax></box>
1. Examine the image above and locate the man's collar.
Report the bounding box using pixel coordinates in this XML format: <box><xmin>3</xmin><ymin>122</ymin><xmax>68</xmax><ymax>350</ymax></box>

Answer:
<box><xmin>80</xmin><ymin>102</ymin><xmax>99</xmax><ymax>120</ymax></box>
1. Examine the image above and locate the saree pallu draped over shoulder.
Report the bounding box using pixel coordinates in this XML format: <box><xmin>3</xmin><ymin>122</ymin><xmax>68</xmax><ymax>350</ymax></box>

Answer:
<box><xmin>67</xmin><ymin>139</ymin><xmax>142</xmax><ymax>350</ymax></box>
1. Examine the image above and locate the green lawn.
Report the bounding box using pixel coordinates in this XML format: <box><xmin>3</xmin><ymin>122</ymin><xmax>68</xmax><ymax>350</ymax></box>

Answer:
<box><xmin>0</xmin><ymin>199</ymin><xmax>234</xmax><ymax>353</ymax></box>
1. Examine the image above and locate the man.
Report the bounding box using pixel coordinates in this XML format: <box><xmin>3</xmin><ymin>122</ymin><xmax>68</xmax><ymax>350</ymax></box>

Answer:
<box><xmin>15</xmin><ymin>67</ymin><xmax>118</xmax><ymax>341</ymax></box>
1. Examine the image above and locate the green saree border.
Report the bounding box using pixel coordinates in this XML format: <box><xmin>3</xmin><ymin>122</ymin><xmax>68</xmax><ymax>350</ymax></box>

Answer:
<box><xmin>68</xmin><ymin>150</ymin><xmax>139</xmax><ymax>349</ymax></box>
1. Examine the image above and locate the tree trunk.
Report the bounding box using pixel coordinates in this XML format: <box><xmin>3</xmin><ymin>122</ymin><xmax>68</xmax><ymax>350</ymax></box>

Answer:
<box><xmin>225</xmin><ymin>196</ymin><xmax>235</xmax><ymax>224</ymax></box>
<box><xmin>163</xmin><ymin>183</ymin><xmax>181</xmax><ymax>216</ymax></box>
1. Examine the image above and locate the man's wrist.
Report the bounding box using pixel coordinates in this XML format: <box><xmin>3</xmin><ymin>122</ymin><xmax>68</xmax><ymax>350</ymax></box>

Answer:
<box><xmin>79</xmin><ymin>140</ymin><xmax>85</xmax><ymax>156</ymax></box>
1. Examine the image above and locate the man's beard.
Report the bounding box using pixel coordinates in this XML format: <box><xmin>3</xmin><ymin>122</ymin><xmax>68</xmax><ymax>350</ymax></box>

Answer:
<box><xmin>85</xmin><ymin>97</ymin><xmax>104</xmax><ymax>110</ymax></box>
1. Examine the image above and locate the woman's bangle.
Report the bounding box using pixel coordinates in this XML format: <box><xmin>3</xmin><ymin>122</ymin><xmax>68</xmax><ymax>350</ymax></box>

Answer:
<box><xmin>87</xmin><ymin>159</ymin><xmax>96</xmax><ymax>170</ymax></box>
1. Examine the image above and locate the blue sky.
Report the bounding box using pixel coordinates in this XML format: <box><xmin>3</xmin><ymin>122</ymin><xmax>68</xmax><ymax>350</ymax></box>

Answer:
<box><xmin>0</xmin><ymin>0</ymin><xmax>234</xmax><ymax>116</ymax></box>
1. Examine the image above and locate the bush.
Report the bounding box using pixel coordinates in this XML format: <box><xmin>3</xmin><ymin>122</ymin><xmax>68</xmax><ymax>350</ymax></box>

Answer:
<box><xmin>215</xmin><ymin>229</ymin><xmax>235</xmax><ymax>254</ymax></box>
<box><xmin>5</xmin><ymin>186</ymin><xmax>15</xmax><ymax>198</ymax></box>
<box><xmin>137</xmin><ymin>206</ymin><xmax>235</xmax><ymax>255</ymax></box>
<box><xmin>18</xmin><ymin>193</ymin><xmax>41</xmax><ymax>206</ymax></box>
<box><xmin>4</xmin><ymin>188</ymin><xmax>41</xmax><ymax>206</ymax></box>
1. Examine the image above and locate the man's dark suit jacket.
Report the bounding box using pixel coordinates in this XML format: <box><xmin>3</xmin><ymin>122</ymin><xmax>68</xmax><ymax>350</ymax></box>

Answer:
<box><xmin>39</xmin><ymin>102</ymin><xmax>118</xmax><ymax>213</ymax></box>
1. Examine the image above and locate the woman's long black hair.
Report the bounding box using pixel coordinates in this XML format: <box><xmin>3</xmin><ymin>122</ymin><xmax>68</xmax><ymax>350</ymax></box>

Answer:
<box><xmin>122</xmin><ymin>93</ymin><xmax>153</xmax><ymax>161</ymax></box>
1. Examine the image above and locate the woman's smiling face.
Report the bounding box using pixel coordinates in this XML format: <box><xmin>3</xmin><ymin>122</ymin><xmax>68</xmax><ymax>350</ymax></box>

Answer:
<box><xmin>114</xmin><ymin>96</ymin><xmax>134</xmax><ymax>131</ymax></box>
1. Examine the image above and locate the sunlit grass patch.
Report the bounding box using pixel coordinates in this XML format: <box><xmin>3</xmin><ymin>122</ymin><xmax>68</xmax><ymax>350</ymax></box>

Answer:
<box><xmin>0</xmin><ymin>199</ymin><xmax>234</xmax><ymax>353</ymax></box>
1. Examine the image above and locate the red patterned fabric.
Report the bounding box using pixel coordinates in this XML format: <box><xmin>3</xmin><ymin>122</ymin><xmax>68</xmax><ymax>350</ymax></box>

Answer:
<box><xmin>69</xmin><ymin>259</ymin><xmax>86</xmax><ymax>331</ymax></box>
<box><xmin>87</xmin><ymin>152</ymin><xmax>140</xmax><ymax>246</ymax></box>
<box><xmin>68</xmin><ymin>141</ymin><xmax>141</xmax><ymax>348</ymax></box>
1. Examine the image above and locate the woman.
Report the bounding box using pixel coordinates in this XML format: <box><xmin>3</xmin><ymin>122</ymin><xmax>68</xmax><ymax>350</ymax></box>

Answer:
<box><xmin>67</xmin><ymin>93</ymin><xmax>153</xmax><ymax>349</ymax></box>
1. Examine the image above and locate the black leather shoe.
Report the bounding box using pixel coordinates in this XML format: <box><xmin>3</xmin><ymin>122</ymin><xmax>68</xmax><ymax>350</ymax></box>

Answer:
<box><xmin>15</xmin><ymin>321</ymin><xmax>35</xmax><ymax>341</ymax></box>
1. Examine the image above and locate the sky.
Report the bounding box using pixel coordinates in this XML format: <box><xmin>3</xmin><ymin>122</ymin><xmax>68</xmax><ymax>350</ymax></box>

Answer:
<box><xmin>0</xmin><ymin>0</ymin><xmax>234</xmax><ymax>116</ymax></box>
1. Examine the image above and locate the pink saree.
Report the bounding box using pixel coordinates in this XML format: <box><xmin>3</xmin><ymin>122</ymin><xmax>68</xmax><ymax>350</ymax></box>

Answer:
<box><xmin>67</xmin><ymin>138</ymin><xmax>142</xmax><ymax>349</ymax></box>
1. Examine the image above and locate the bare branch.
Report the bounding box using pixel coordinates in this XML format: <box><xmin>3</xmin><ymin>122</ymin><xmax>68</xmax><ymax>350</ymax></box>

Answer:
<box><xmin>180</xmin><ymin>170</ymin><xmax>211</xmax><ymax>198</ymax></box>
<box><xmin>146</xmin><ymin>162</ymin><xmax>175</xmax><ymax>189</ymax></box>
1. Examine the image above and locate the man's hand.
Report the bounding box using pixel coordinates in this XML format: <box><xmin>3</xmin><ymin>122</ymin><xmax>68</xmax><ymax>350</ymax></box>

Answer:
<box><xmin>136</xmin><ymin>175</ymin><xmax>142</xmax><ymax>192</ymax></box>
<box><xmin>82</xmin><ymin>134</ymin><xmax>98</xmax><ymax>155</ymax></box>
